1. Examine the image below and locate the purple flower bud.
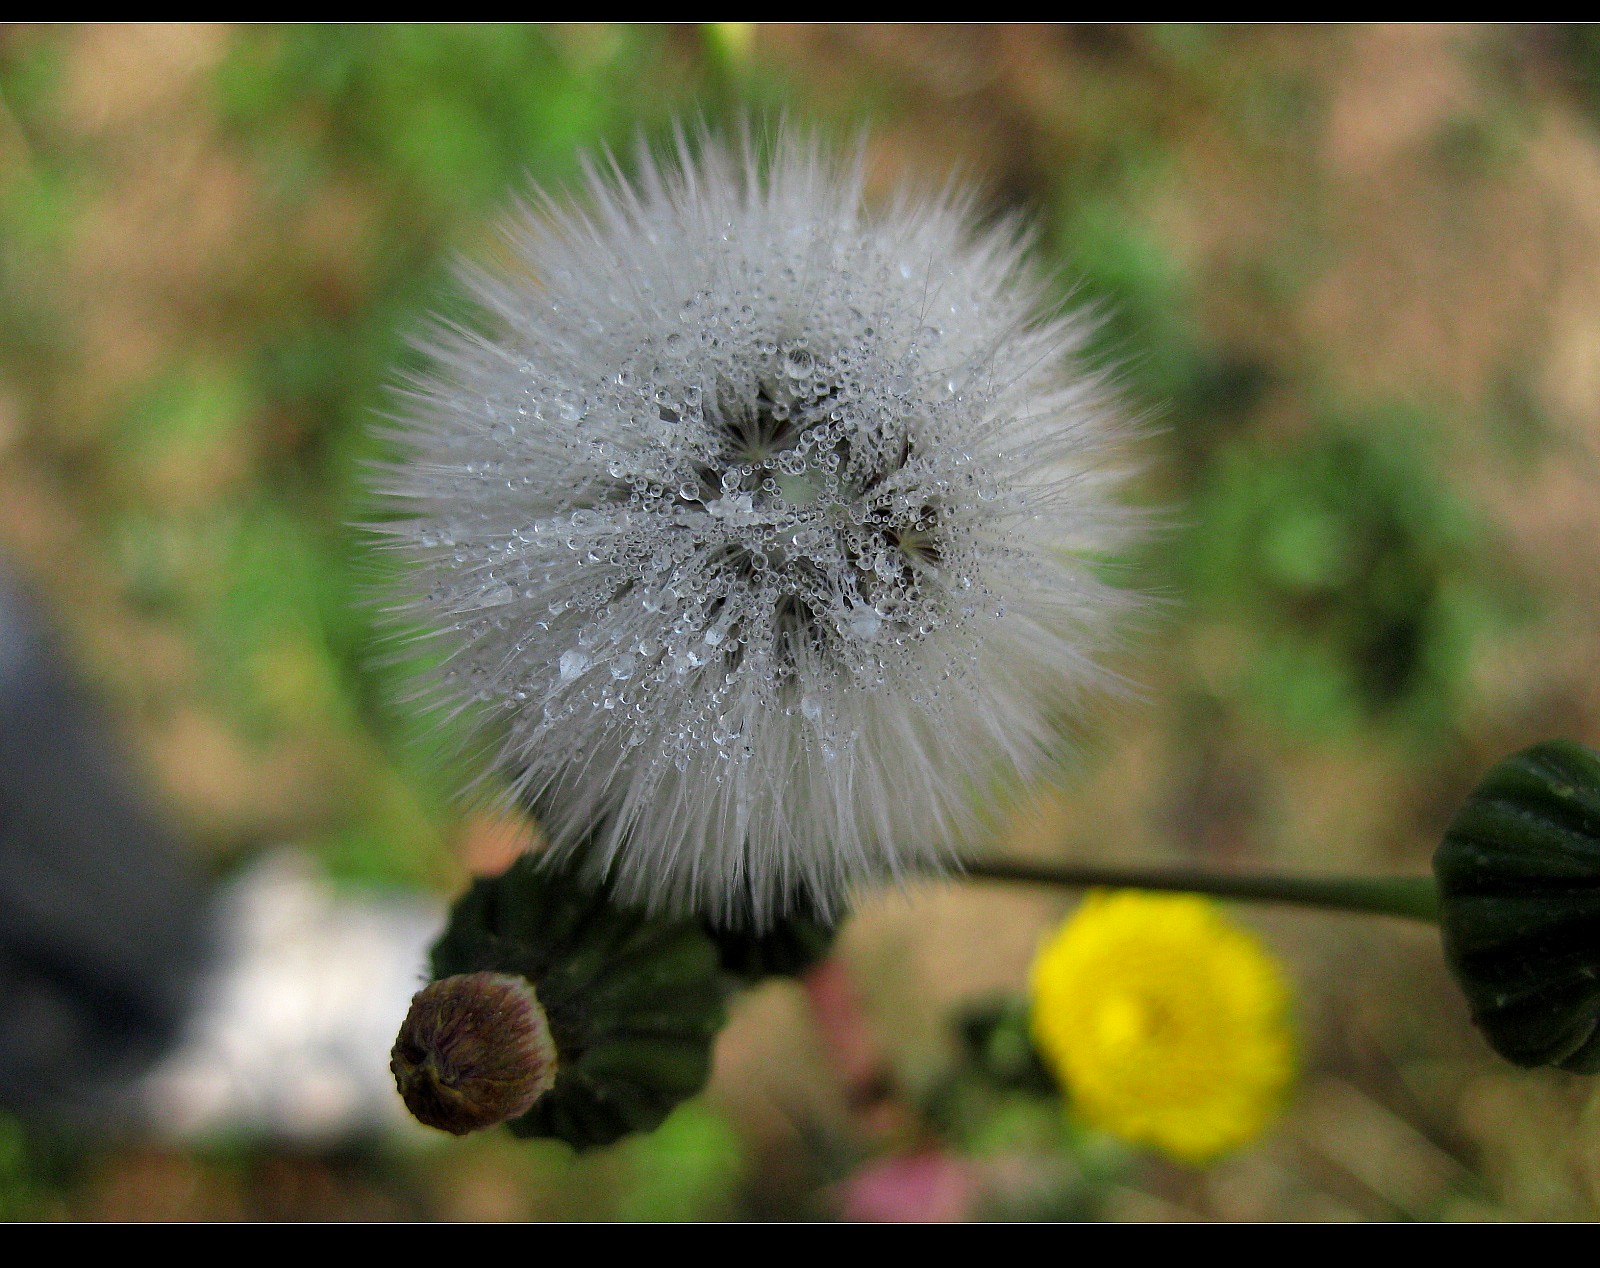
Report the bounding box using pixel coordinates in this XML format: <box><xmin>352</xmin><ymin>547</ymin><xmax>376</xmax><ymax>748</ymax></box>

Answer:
<box><xmin>391</xmin><ymin>971</ymin><xmax>558</xmax><ymax>1135</ymax></box>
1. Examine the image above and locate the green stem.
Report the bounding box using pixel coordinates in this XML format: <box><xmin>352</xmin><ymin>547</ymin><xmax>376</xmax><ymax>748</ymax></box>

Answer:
<box><xmin>960</xmin><ymin>859</ymin><xmax>1440</xmax><ymax>923</ymax></box>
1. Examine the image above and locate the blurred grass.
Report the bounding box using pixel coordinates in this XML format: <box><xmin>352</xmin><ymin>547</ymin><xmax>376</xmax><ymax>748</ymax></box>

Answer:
<box><xmin>3</xmin><ymin>22</ymin><xmax>1600</xmax><ymax>1220</ymax></box>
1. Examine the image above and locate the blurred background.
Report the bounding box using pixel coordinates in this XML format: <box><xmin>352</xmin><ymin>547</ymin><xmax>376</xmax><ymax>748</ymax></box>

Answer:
<box><xmin>2</xmin><ymin>22</ymin><xmax>1599</xmax><ymax>1220</ymax></box>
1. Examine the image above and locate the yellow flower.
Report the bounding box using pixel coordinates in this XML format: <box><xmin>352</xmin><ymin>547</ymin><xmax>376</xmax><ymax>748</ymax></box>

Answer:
<box><xmin>1029</xmin><ymin>891</ymin><xmax>1294</xmax><ymax>1164</ymax></box>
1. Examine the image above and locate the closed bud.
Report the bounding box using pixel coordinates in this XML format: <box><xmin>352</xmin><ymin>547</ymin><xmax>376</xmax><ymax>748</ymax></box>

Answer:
<box><xmin>422</xmin><ymin>856</ymin><xmax>728</xmax><ymax>1150</ymax></box>
<box><xmin>1435</xmin><ymin>740</ymin><xmax>1600</xmax><ymax>1072</ymax></box>
<box><xmin>392</xmin><ymin>971</ymin><xmax>558</xmax><ymax>1135</ymax></box>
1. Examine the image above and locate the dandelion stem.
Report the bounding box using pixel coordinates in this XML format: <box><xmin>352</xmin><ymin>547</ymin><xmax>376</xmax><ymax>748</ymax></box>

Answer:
<box><xmin>960</xmin><ymin>859</ymin><xmax>1440</xmax><ymax>922</ymax></box>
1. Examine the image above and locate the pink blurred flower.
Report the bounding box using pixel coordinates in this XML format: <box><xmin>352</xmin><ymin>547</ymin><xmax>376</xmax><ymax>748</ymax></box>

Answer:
<box><xmin>838</xmin><ymin>1151</ymin><xmax>979</xmax><ymax>1223</ymax></box>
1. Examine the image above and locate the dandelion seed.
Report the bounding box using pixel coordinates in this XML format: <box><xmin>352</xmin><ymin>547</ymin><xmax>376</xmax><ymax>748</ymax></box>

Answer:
<box><xmin>375</xmin><ymin>126</ymin><xmax>1140</xmax><ymax>928</ymax></box>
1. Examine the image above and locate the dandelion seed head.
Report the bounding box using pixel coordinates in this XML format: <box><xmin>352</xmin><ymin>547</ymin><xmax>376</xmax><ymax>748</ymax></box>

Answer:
<box><xmin>377</xmin><ymin>126</ymin><xmax>1141</xmax><ymax>928</ymax></box>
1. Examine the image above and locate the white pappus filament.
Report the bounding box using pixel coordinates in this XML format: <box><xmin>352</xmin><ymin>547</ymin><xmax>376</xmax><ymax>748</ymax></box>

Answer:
<box><xmin>376</xmin><ymin>127</ymin><xmax>1141</xmax><ymax>929</ymax></box>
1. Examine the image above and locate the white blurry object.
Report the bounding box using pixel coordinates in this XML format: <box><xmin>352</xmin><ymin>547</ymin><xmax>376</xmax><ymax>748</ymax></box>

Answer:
<box><xmin>138</xmin><ymin>850</ymin><xmax>444</xmax><ymax>1143</ymax></box>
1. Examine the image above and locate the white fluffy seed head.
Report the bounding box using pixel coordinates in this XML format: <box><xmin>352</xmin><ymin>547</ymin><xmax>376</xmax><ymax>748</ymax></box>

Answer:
<box><xmin>375</xmin><ymin>126</ymin><xmax>1142</xmax><ymax>929</ymax></box>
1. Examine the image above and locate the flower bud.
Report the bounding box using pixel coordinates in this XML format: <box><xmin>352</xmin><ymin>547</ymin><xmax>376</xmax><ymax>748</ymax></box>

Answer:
<box><xmin>415</xmin><ymin>855</ymin><xmax>728</xmax><ymax>1149</ymax></box>
<box><xmin>1434</xmin><ymin>740</ymin><xmax>1600</xmax><ymax>1073</ymax></box>
<box><xmin>391</xmin><ymin>971</ymin><xmax>558</xmax><ymax>1135</ymax></box>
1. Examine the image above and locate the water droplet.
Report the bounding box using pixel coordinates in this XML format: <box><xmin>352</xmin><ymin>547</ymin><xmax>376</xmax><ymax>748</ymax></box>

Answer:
<box><xmin>559</xmin><ymin>650</ymin><xmax>589</xmax><ymax>680</ymax></box>
<box><xmin>847</xmin><ymin>608</ymin><xmax>882</xmax><ymax>640</ymax></box>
